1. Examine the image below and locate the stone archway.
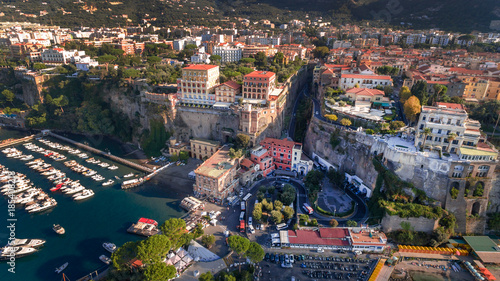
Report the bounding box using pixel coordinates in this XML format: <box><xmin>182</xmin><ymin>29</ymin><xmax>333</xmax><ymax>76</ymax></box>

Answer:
<box><xmin>471</xmin><ymin>202</ymin><xmax>481</xmax><ymax>216</ymax></box>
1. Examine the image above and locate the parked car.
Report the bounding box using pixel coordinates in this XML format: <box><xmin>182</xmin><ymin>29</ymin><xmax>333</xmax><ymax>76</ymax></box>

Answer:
<box><xmin>270</xmin><ymin>254</ymin><xmax>275</xmax><ymax>263</ymax></box>
<box><xmin>290</xmin><ymin>254</ymin><xmax>295</xmax><ymax>263</ymax></box>
<box><xmin>265</xmin><ymin>253</ymin><xmax>270</xmax><ymax>261</ymax></box>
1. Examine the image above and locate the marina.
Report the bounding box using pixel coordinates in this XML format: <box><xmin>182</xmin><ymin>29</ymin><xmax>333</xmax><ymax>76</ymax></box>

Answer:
<box><xmin>0</xmin><ymin>128</ymin><xmax>186</xmax><ymax>281</ymax></box>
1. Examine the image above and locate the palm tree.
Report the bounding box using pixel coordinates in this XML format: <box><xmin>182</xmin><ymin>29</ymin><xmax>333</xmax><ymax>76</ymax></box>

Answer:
<box><xmin>421</xmin><ymin>127</ymin><xmax>432</xmax><ymax>150</ymax></box>
<box><xmin>447</xmin><ymin>132</ymin><xmax>457</xmax><ymax>153</ymax></box>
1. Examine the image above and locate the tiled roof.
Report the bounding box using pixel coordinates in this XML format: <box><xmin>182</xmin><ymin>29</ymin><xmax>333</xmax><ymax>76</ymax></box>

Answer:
<box><xmin>221</xmin><ymin>80</ymin><xmax>241</xmax><ymax>89</ymax></box>
<box><xmin>287</xmin><ymin>230</ymin><xmax>350</xmax><ymax>246</ymax></box>
<box><xmin>244</xmin><ymin>71</ymin><xmax>275</xmax><ymax>78</ymax></box>
<box><xmin>341</xmin><ymin>74</ymin><xmax>392</xmax><ymax>80</ymax></box>
<box><xmin>435</xmin><ymin>102</ymin><xmax>465</xmax><ymax>110</ymax></box>
<box><xmin>183</xmin><ymin>64</ymin><xmax>219</xmax><ymax>70</ymax></box>
<box><xmin>346</xmin><ymin>88</ymin><xmax>385</xmax><ymax>96</ymax></box>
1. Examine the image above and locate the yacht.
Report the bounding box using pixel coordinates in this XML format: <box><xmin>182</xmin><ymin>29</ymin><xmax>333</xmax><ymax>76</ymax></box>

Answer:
<box><xmin>99</xmin><ymin>255</ymin><xmax>111</xmax><ymax>265</ymax></box>
<box><xmin>73</xmin><ymin>189</ymin><xmax>94</xmax><ymax>201</ymax></box>
<box><xmin>0</xmin><ymin>246</ymin><xmax>37</xmax><ymax>260</ymax></box>
<box><xmin>102</xmin><ymin>179</ymin><xmax>114</xmax><ymax>186</ymax></box>
<box><xmin>63</xmin><ymin>185</ymin><xmax>85</xmax><ymax>195</ymax></box>
<box><xmin>108</xmin><ymin>165</ymin><xmax>118</xmax><ymax>170</ymax></box>
<box><xmin>102</xmin><ymin>242</ymin><xmax>117</xmax><ymax>253</ymax></box>
<box><xmin>8</xmin><ymin>239</ymin><xmax>46</xmax><ymax>248</ymax></box>
<box><xmin>124</xmin><ymin>173</ymin><xmax>134</xmax><ymax>178</ymax></box>
<box><xmin>55</xmin><ymin>262</ymin><xmax>68</xmax><ymax>274</ymax></box>
<box><xmin>28</xmin><ymin>199</ymin><xmax>57</xmax><ymax>213</ymax></box>
<box><xmin>53</xmin><ymin>224</ymin><xmax>65</xmax><ymax>235</ymax></box>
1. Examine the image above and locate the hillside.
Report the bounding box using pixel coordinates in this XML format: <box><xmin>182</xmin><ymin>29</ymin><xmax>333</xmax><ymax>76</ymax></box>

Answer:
<box><xmin>1</xmin><ymin>0</ymin><xmax>498</xmax><ymax>32</ymax></box>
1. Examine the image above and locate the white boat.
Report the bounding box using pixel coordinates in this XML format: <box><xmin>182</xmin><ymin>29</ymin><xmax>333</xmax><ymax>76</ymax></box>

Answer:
<box><xmin>99</xmin><ymin>254</ymin><xmax>111</xmax><ymax>264</ymax></box>
<box><xmin>0</xmin><ymin>246</ymin><xmax>37</xmax><ymax>260</ymax></box>
<box><xmin>28</xmin><ymin>199</ymin><xmax>57</xmax><ymax>213</ymax></box>
<box><xmin>55</xmin><ymin>262</ymin><xmax>68</xmax><ymax>273</ymax></box>
<box><xmin>102</xmin><ymin>179</ymin><xmax>114</xmax><ymax>186</ymax></box>
<box><xmin>124</xmin><ymin>173</ymin><xmax>134</xmax><ymax>178</ymax></box>
<box><xmin>73</xmin><ymin>189</ymin><xmax>94</xmax><ymax>201</ymax></box>
<box><xmin>8</xmin><ymin>238</ymin><xmax>46</xmax><ymax>248</ymax></box>
<box><xmin>63</xmin><ymin>185</ymin><xmax>85</xmax><ymax>195</ymax></box>
<box><xmin>108</xmin><ymin>165</ymin><xmax>118</xmax><ymax>170</ymax></box>
<box><xmin>102</xmin><ymin>242</ymin><xmax>116</xmax><ymax>253</ymax></box>
<box><xmin>53</xmin><ymin>224</ymin><xmax>65</xmax><ymax>235</ymax></box>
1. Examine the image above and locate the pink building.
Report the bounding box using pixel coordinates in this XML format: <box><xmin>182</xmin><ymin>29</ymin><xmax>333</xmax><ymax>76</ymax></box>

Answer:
<box><xmin>242</xmin><ymin>71</ymin><xmax>276</xmax><ymax>101</ymax></box>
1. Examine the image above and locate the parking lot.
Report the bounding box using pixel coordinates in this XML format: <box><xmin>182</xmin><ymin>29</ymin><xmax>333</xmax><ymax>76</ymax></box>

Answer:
<box><xmin>259</xmin><ymin>253</ymin><xmax>378</xmax><ymax>281</ymax></box>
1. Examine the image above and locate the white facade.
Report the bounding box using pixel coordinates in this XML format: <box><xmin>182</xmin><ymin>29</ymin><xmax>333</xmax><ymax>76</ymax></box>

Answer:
<box><xmin>339</xmin><ymin>74</ymin><xmax>393</xmax><ymax>90</ymax></box>
<box><xmin>41</xmin><ymin>48</ymin><xmax>82</xmax><ymax>65</ymax></box>
<box><xmin>178</xmin><ymin>65</ymin><xmax>220</xmax><ymax>105</ymax></box>
<box><xmin>406</xmin><ymin>34</ymin><xmax>427</xmax><ymax>45</ymax></box>
<box><xmin>213</xmin><ymin>46</ymin><xmax>242</xmax><ymax>63</ymax></box>
<box><xmin>190</xmin><ymin>52</ymin><xmax>211</xmax><ymax>64</ymax></box>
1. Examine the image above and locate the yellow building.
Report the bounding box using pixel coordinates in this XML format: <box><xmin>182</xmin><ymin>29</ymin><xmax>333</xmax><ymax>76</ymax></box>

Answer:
<box><xmin>168</xmin><ymin>137</ymin><xmax>189</xmax><ymax>157</ymax></box>
<box><xmin>177</xmin><ymin>64</ymin><xmax>220</xmax><ymax>105</ymax></box>
<box><xmin>483</xmin><ymin>78</ymin><xmax>500</xmax><ymax>100</ymax></box>
<box><xmin>190</xmin><ymin>138</ymin><xmax>221</xmax><ymax>160</ymax></box>
<box><xmin>460</xmin><ymin>76</ymin><xmax>489</xmax><ymax>100</ymax></box>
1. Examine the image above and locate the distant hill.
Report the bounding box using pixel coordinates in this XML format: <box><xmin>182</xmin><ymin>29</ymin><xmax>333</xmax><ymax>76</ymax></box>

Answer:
<box><xmin>1</xmin><ymin>0</ymin><xmax>498</xmax><ymax>33</ymax></box>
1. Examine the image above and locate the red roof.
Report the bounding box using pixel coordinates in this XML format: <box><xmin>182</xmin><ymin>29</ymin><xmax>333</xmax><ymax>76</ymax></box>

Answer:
<box><xmin>245</xmin><ymin>71</ymin><xmax>275</xmax><ymax>78</ymax></box>
<box><xmin>319</xmin><ymin>228</ymin><xmax>350</xmax><ymax>238</ymax></box>
<box><xmin>435</xmin><ymin>102</ymin><xmax>465</xmax><ymax>110</ymax></box>
<box><xmin>260</xmin><ymin>137</ymin><xmax>299</xmax><ymax>149</ymax></box>
<box><xmin>184</xmin><ymin>64</ymin><xmax>218</xmax><ymax>70</ymax></box>
<box><xmin>240</xmin><ymin>158</ymin><xmax>254</xmax><ymax>169</ymax></box>
<box><xmin>221</xmin><ymin>80</ymin><xmax>241</xmax><ymax>89</ymax></box>
<box><xmin>341</xmin><ymin>74</ymin><xmax>392</xmax><ymax>80</ymax></box>
<box><xmin>346</xmin><ymin>88</ymin><xmax>385</xmax><ymax>97</ymax></box>
<box><xmin>287</xmin><ymin>230</ymin><xmax>350</xmax><ymax>246</ymax></box>
<box><xmin>449</xmin><ymin>67</ymin><xmax>484</xmax><ymax>75</ymax></box>
<box><xmin>138</xmin><ymin>218</ymin><xmax>158</xmax><ymax>226</ymax></box>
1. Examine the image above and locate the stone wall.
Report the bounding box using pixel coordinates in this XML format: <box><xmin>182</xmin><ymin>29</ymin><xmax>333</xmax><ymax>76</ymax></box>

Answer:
<box><xmin>381</xmin><ymin>214</ymin><xmax>439</xmax><ymax>233</ymax></box>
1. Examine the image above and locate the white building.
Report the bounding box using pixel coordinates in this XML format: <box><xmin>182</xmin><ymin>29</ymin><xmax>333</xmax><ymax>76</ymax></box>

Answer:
<box><xmin>406</xmin><ymin>34</ymin><xmax>427</xmax><ymax>45</ymax></box>
<box><xmin>212</xmin><ymin>45</ymin><xmax>242</xmax><ymax>63</ymax></box>
<box><xmin>41</xmin><ymin>48</ymin><xmax>84</xmax><ymax>65</ymax></box>
<box><xmin>177</xmin><ymin>64</ymin><xmax>220</xmax><ymax>105</ymax></box>
<box><xmin>291</xmin><ymin>143</ymin><xmax>313</xmax><ymax>177</ymax></box>
<box><xmin>339</xmin><ymin>74</ymin><xmax>393</xmax><ymax>90</ymax></box>
<box><xmin>75</xmin><ymin>55</ymin><xmax>99</xmax><ymax>71</ymax></box>
<box><xmin>190</xmin><ymin>52</ymin><xmax>211</xmax><ymax>64</ymax></box>
<box><xmin>331</xmin><ymin>40</ymin><xmax>352</xmax><ymax>49</ymax></box>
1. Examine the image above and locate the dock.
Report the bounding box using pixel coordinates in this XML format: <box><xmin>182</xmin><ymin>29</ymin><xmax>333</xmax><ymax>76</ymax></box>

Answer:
<box><xmin>121</xmin><ymin>163</ymin><xmax>172</xmax><ymax>189</ymax></box>
<box><xmin>48</xmin><ymin>132</ymin><xmax>153</xmax><ymax>173</ymax></box>
<box><xmin>127</xmin><ymin>218</ymin><xmax>160</xmax><ymax>237</ymax></box>
<box><xmin>0</xmin><ymin>135</ymin><xmax>35</xmax><ymax>149</ymax></box>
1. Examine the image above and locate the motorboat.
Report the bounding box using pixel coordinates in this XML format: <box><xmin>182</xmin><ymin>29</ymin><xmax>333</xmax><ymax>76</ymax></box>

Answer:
<box><xmin>102</xmin><ymin>242</ymin><xmax>117</xmax><ymax>253</ymax></box>
<box><xmin>28</xmin><ymin>199</ymin><xmax>57</xmax><ymax>213</ymax></box>
<box><xmin>73</xmin><ymin>189</ymin><xmax>94</xmax><ymax>201</ymax></box>
<box><xmin>53</xmin><ymin>224</ymin><xmax>65</xmax><ymax>235</ymax></box>
<box><xmin>8</xmin><ymin>238</ymin><xmax>46</xmax><ymax>248</ymax></box>
<box><xmin>124</xmin><ymin>173</ymin><xmax>134</xmax><ymax>178</ymax></box>
<box><xmin>63</xmin><ymin>185</ymin><xmax>85</xmax><ymax>195</ymax></box>
<box><xmin>102</xmin><ymin>179</ymin><xmax>114</xmax><ymax>186</ymax></box>
<box><xmin>50</xmin><ymin>184</ymin><xmax>64</xmax><ymax>192</ymax></box>
<box><xmin>0</xmin><ymin>246</ymin><xmax>37</xmax><ymax>260</ymax></box>
<box><xmin>55</xmin><ymin>262</ymin><xmax>68</xmax><ymax>274</ymax></box>
<box><xmin>99</xmin><ymin>255</ymin><xmax>111</xmax><ymax>264</ymax></box>
<box><xmin>108</xmin><ymin>165</ymin><xmax>118</xmax><ymax>170</ymax></box>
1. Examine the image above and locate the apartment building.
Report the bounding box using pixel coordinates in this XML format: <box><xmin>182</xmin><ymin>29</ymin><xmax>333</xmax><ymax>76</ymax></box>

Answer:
<box><xmin>339</xmin><ymin>74</ymin><xmax>393</xmax><ymax>90</ymax></box>
<box><xmin>414</xmin><ymin>102</ymin><xmax>481</xmax><ymax>153</ymax></box>
<box><xmin>177</xmin><ymin>64</ymin><xmax>220</xmax><ymax>105</ymax></box>
<box><xmin>212</xmin><ymin>45</ymin><xmax>242</xmax><ymax>63</ymax></box>
<box><xmin>193</xmin><ymin>145</ymin><xmax>239</xmax><ymax>201</ymax></box>
<box><xmin>483</xmin><ymin>78</ymin><xmax>500</xmax><ymax>100</ymax></box>
<box><xmin>242</xmin><ymin>45</ymin><xmax>275</xmax><ymax>58</ymax></box>
<box><xmin>460</xmin><ymin>76</ymin><xmax>490</xmax><ymax>100</ymax></box>
<box><xmin>249</xmin><ymin>146</ymin><xmax>274</xmax><ymax>177</ymax></box>
<box><xmin>242</xmin><ymin>71</ymin><xmax>276</xmax><ymax>101</ymax></box>
<box><xmin>190</xmin><ymin>52</ymin><xmax>211</xmax><ymax>64</ymax></box>
<box><xmin>190</xmin><ymin>138</ymin><xmax>221</xmax><ymax>160</ymax></box>
<box><xmin>41</xmin><ymin>48</ymin><xmax>85</xmax><ymax>65</ymax></box>
<box><xmin>215</xmin><ymin>81</ymin><xmax>241</xmax><ymax>103</ymax></box>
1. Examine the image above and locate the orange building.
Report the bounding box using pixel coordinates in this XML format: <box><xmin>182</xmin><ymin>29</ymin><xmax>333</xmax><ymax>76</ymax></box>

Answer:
<box><xmin>242</xmin><ymin>71</ymin><xmax>276</xmax><ymax>101</ymax></box>
<box><xmin>215</xmin><ymin>81</ymin><xmax>241</xmax><ymax>103</ymax></box>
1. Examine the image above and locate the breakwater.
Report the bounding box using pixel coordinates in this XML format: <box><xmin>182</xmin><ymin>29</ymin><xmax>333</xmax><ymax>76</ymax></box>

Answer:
<box><xmin>48</xmin><ymin>132</ymin><xmax>153</xmax><ymax>173</ymax></box>
<box><xmin>0</xmin><ymin>134</ymin><xmax>35</xmax><ymax>148</ymax></box>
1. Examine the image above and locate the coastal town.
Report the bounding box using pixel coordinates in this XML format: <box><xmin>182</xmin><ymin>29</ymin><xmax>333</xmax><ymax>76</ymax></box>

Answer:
<box><xmin>0</xmin><ymin>3</ymin><xmax>500</xmax><ymax>281</ymax></box>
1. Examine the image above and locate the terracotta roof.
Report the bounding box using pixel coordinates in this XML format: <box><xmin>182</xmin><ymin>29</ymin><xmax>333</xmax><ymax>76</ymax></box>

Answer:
<box><xmin>245</xmin><ymin>71</ymin><xmax>275</xmax><ymax>78</ymax></box>
<box><xmin>184</xmin><ymin>64</ymin><xmax>219</xmax><ymax>70</ymax></box>
<box><xmin>260</xmin><ymin>137</ymin><xmax>299</xmax><ymax>149</ymax></box>
<box><xmin>341</xmin><ymin>74</ymin><xmax>392</xmax><ymax>80</ymax></box>
<box><xmin>221</xmin><ymin>80</ymin><xmax>241</xmax><ymax>89</ymax></box>
<box><xmin>240</xmin><ymin>158</ymin><xmax>254</xmax><ymax>168</ymax></box>
<box><xmin>346</xmin><ymin>88</ymin><xmax>385</xmax><ymax>96</ymax></box>
<box><xmin>448</xmin><ymin>67</ymin><xmax>485</xmax><ymax>75</ymax></box>
<box><xmin>435</xmin><ymin>102</ymin><xmax>465</xmax><ymax>110</ymax></box>
<box><xmin>287</xmin><ymin>230</ymin><xmax>350</xmax><ymax>246</ymax></box>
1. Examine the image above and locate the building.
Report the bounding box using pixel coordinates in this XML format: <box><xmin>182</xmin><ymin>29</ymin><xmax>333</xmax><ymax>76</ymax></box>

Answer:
<box><xmin>190</xmin><ymin>138</ymin><xmax>221</xmax><ymax>160</ymax></box>
<box><xmin>345</xmin><ymin>88</ymin><xmax>386</xmax><ymax>104</ymax></box>
<box><xmin>460</xmin><ymin>76</ymin><xmax>490</xmax><ymax>101</ymax></box>
<box><xmin>193</xmin><ymin>145</ymin><xmax>239</xmax><ymax>201</ymax></box>
<box><xmin>414</xmin><ymin>102</ymin><xmax>482</xmax><ymax>153</ymax></box>
<box><xmin>339</xmin><ymin>74</ymin><xmax>393</xmax><ymax>90</ymax></box>
<box><xmin>177</xmin><ymin>64</ymin><xmax>220</xmax><ymax>105</ymax></box>
<box><xmin>238</xmin><ymin>158</ymin><xmax>260</xmax><ymax>186</ymax></box>
<box><xmin>168</xmin><ymin>137</ymin><xmax>190</xmax><ymax>157</ymax></box>
<box><xmin>249</xmin><ymin>146</ymin><xmax>274</xmax><ymax>177</ymax></box>
<box><xmin>190</xmin><ymin>52</ymin><xmax>211</xmax><ymax>64</ymax></box>
<box><xmin>242</xmin><ymin>71</ymin><xmax>276</xmax><ymax>101</ymax></box>
<box><xmin>41</xmin><ymin>48</ymin><xmax>85</xmax><ymax>65</ymax></box>
<box><xmin>215</xmin><ymin>81</ymin><xmax>241</xmax><ymax>103</ymax></box>
<box><xmin>212</xmin><ymin>45</ymin><xmax>242</xmax><ymax>63</ymax></box>
<box><xmin>463</xmin><ymin>236</ymin><xmax>500</xmax><ymax>264</ymax></box>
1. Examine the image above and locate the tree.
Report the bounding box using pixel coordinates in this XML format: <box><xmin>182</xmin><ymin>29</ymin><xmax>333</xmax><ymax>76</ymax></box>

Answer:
<box><xmin>404</xmin><ymin>96</ymin><xmax>422</xmax><ymax>124</ymax></box>
<box><xmin>446</xmin><ymin>132</ymin><xmax>457</xmax><ymax>152</ymax></box>
<box><xmin>246</xmin><ymin>242</ymin><xmax>265</xmax><ymax>263</ymax></box>
<box><xmin>254</xmin><ymin>52</ymin><xmax>268</xmax><ymax>68</ymax></box>
<box><xmin>199</xmin><ymin>272</ymin><xmax>215</xmax><ymax>281</ymax></box>
<box><xmin>33</xmin><ymin>63</ymin><xmax>47</xmax><ymax>70</ymax></box>
<box><xmin>346</xmin><ymin>220</ymin><xmax>357</xmax><ymax>227</ymax></box>
<box><xmin>274</xmin><ymin>200</ymin><xmax>283</xmax><ymax>211</ymax></box>
<box><xmin>261</xmin><ymin>198</ymin><xmax>273</xmax><ymax>212</ymax></box>
<box><xmin>193</xmin><ymin>223</ymin><xmax>204</xmax><ymax>238</ymax></box>
<box><xmin>228</xmin><ymin>235</ymin><xmax>250</xmax><ymax>256</ymax></box>
<box><xmin>147</xmin><ymin>56</ymin><xmax>162</xmax><ymax>69</ymax></box>
<box><xmin>1</xmin><ymin>89</ymin><xmax>15</xmax><ymax>106</ymax></box>
<box><xmin>209</xmin><ymin>55</ymin><xmax>221</xmax><ymax>64</ymax></box>
<box><xmin>340</xmin><ymin>118</ymin><xmax>352</xmax><ymax>127</ymax></box>
<box><xmin>421</xmin><ymin>127</ymin><xmax>432</xmax><ymax>149</ymax></box>
<box><xmin>271</xmin><ymin>210</ymin><xmax>283</xmax><ymax>224</ymax></box>
<box><xmin>432</xmin><ymin>84</ymin><xmax>448</xmax><ymax>104</ymax></box>
<box><xmin>229</xmin><ymin>148</ymin><xmax>243</xmax><ymax>159</ymax></box>
<box><xmin>252</xmin><ymin>205</ymin><xmax>263</xmax><ymax>221</ymax></box>
<box><xmin>313</xmin><ymin>46</ymin><xmax>330</xmax><ymax>59</ymax></box>
<box><xmin>399</xmin><ymin>86</ymin><xmax>412</xmax><ymax>104</ymax></box>
<box><xmin>137</xmin><ymin>235</ymin><xmax>171</xmax><ymax>264</ymax></box>
<box><xmin>52</xmin><ymin>95</ymin><xmax>69</xmax><ymax>113</ymax></box>
<box><xmin>201</xmin><ymin>234</ymin><xmax>216</xmax><ymax>249</ymax></box>
<box><xmin>450</xmin><ymin>187</ymin><xmax>459</xmax><ymax>199</ymax></box>
<box><xmin>330</xmin><ymin>219</ymin><xmax>339</xmax><ymax>227</ymax></box>
<box><xmin>111</xmin><ymin>241</ymin><xmax>139</xmax><ymax>271</ymax></box>
<box><xmin>474</xmin><ymin>183</ymin><xmax>484</xmax><ymax>197</ymax></box>
<box><xmin>160</xmin><ymin>218</ymin><xmax>187</xmax><ymax>249</ymax></box>
<box><xmin>143</xmin><ymin>263</ymin><xmax>176</xmax><ymax>281</ymax></box>
<box><xmin>122</xmin><ymin>68</ymin><xmax>141</xmax><ymax>82</ymax></box>
<box><xmin>97</xmin><ymin>54</ymin><xmax>117</xmax><ymax>71</ymax></box>
<box><xmin>325</xmin><ymin>114</ymin><xmax>338</xmax><ymax>121</ymax></box>
<box><xmin>282</xmin><ymin>206</ymin><xmax>295</xmax><ymax>220</ymax></box>
<box><xmin>235</xmin><ymin>133</ymin><xmax>250</xmax><ymax>148</ymax></box>
<box><xmin>390</xmin><ymin>121</ymin><xmax>405</xmax><ymax>131</ymax></box>
<box><xmin>411</xmin><ymin>81</ymin><xmax>428</xmax><ymax>105</ymax></box>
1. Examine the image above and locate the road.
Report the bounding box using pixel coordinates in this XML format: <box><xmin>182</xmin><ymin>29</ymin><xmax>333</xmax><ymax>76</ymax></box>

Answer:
<box><xmin>287</xmin><ymin>84</ymin><xmax>308</xmax><ymax>140</ymax></box>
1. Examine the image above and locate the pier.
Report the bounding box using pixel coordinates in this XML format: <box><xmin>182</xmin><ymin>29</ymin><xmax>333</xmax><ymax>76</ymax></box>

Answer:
<box><xmin>48</xmin><ymin>132</ymin><xmax>154</xmax><ymax>173</ymax></box>
<box><xmin>0</xmin><ymin>135</ymin><xmax>35</xmax><ymax>149</ymax></box>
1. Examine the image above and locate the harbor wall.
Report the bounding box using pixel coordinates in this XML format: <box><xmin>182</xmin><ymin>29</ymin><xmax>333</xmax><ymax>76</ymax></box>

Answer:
<box><xmin>49</xmin><ymin>132</ymin><xmax>153</xmax><ymax>173</ymax></box>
